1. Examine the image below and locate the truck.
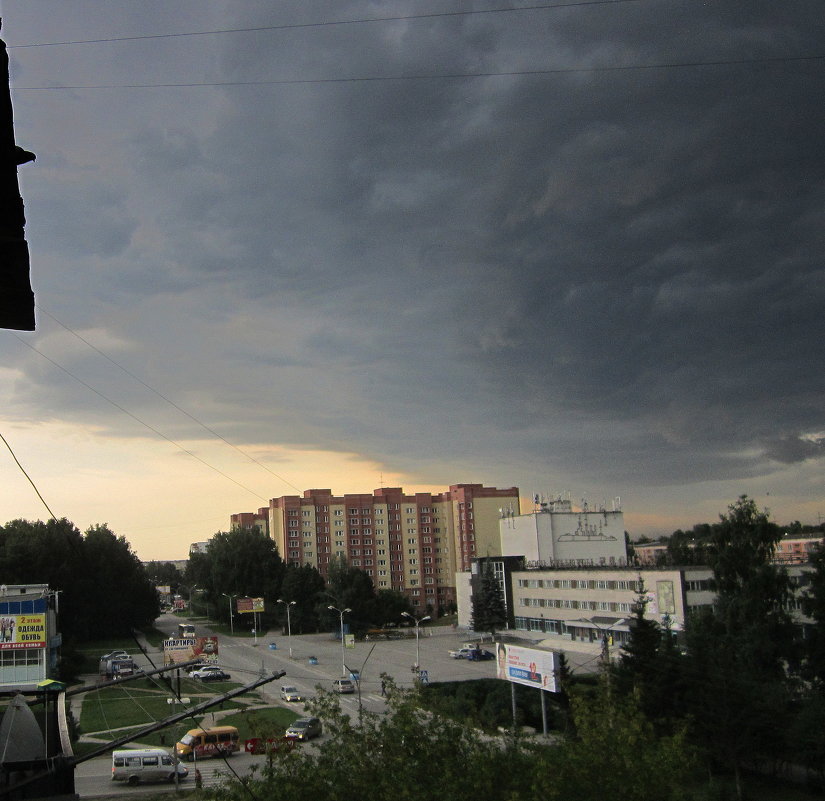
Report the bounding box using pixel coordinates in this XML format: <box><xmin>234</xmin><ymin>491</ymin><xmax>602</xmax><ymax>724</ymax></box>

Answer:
<box><xmin>100</xmin><ymin>657</ymin><xmax>137</xmax><ymax>680</ymax></box>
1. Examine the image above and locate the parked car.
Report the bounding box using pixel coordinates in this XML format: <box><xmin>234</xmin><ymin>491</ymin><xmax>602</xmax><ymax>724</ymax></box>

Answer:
<box><xmin>285</xmin><ymin>717</ymin><xmax>322</xmax><ymax>741</ymax></box>
<box><xmin>448</xmin><ymin>647</ymin><xmax>477</xmax><ymax>659</ymax></box>
<box><xmin>280</xmin><ymin>685</ymin><xmax>304</xmax><ymax>702</ymax></box>
<box><xmin>332</xmin><ymin>678</ymin><xmax>355</xmax><ymax>694</ymax></box>
<box><xmin>189</xmin><ymin>666</ymin><xmax>230</xmax><ymax>681</ymax></box>
<box><xmin>467</xmin><ymin>649</ymin><xmax>495</xmax><ymax>661</ymax></box>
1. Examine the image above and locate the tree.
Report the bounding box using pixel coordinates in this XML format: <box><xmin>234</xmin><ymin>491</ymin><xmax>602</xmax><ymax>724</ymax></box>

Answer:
<box><xmin>144</xmin><ymin>560</ymin><xmax>183</xmax><ymax>589</ymax></box>
<box><xmin>207</xmin><ymin>680</ymin><xmax>530</xmax><ymax>801</ymax></box>
<box><xmin>185</xmin><ymin>529</ymin><xmax>285</xmax><ymax>626</ymax></box>
<box><xmin>278</xmin><ymin>563</ymin><xmax>326</xmax><ymax>633</ymax></box>
<box><xmin>0</xmin><ymin>518</ymin><xmax>158</xmax><ymax>659</ymax></box>
<box><xmin>322</xmin><ymin>555</ymin><xmax>376</xmax><ymax>634</ymax></box>
<box><xmin>531</xmin><ymin>678</ymin><xmax>696</xmax><ymax>801</ymax></box>
<box><xmin>683</xmin><ymin>496</ymin><xmax>795</xmax><ymax>799</ymax></box>
<box><xmin>470</xmin><ymin>560</ymin><xmax>507</xmax><ymax>638</ymax></box>
<box><xmin>800</xmin><ymin>542</ymin><xmax>825</xmax><ymax>688</ymax></box>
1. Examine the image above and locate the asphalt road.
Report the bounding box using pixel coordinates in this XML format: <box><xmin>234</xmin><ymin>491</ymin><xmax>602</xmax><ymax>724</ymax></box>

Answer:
<box><xmin>73</xmin><ymin>616</ymin><xmax>595</xmax><ymax>796</ymax></box>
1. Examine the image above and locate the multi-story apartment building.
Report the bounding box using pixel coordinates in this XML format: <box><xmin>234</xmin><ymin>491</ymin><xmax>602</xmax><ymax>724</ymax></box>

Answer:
<box><xmin>265</xmin><ymin>484</ymin><xmax>519</xmax><ymax>614</ymax></box>
<box><xmin>229</xmin><ymin>508</ymin><xmax>269</xmax><ymax>536</ymax></box>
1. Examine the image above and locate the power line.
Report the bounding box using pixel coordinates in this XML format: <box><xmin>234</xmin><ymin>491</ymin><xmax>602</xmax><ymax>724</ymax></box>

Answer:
<box><xmin>12</xmin><ymin>53</ymin><xmax>825</xmax><ymax>92</ymax></box>
<box><xmin>35</xmin><ymin>304</ymin><xmax>302</xmax><ymax>494</ymax></box>
<box><xmin>13</xmin><ymin>334</ymin><xmax>270</xmax><ymax>503</ymax></box>
<box><xmin>0</xmin><ymin>429</ymin><xmax>58</xmax><ymax>521</ymax></box>
<box><xmin>7</xmin><ymin>1</ymin><xmax>647</xmax><ymax>49</ymax></box>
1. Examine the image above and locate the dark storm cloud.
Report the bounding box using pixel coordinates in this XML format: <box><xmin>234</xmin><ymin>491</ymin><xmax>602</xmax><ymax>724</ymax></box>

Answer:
<box><xmin>5</xmin><ymin>1</ymin><xmax>825</xmax><ymax>512</ymax></box>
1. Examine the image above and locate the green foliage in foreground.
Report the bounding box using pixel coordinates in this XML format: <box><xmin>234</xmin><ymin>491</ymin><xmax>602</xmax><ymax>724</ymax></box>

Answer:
<box><xmin>203</xmin><ymin>679</ymin><xmax>698</xmax><ymax>801</ymax></box>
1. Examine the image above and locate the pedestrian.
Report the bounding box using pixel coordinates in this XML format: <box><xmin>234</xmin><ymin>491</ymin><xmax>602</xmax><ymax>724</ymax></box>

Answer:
<box><xmin>195</xmin><ymin>769</ymin><xmax>202</xmax><ymax>789</ymax></box>
<box><xmin>380</xmin><ymin>678</ymin><xmax>386</xmax><ymax>696</ymax></box>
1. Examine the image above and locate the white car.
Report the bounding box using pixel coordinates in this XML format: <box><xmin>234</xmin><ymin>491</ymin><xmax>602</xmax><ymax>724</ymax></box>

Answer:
<box><xmin>280</xmin><ymin>685</ymin><xmax>304</xmax><ymax>702</ymax></box>
<box><xmin>188</xmin><ymin>665</ymin><xmax>230</xmax><ymax>681</ymax></box>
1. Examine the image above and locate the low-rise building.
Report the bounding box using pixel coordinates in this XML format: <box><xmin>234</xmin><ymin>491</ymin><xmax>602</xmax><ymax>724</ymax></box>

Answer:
<box><xmin>0</xmin><ymin>584</ymin><xmax>61</xmax><ymax>692</ymax></box>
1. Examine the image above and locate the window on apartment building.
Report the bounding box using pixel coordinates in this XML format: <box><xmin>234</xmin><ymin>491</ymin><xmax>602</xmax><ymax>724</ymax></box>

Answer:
<box><xmin>423</xmin><ymin>557</ymin><xmax>432</xmax><ymax>564</ymax></box>
<box><xmin>410</xmin><ymin>580</ymin><xmax>419</xmax><ymax>586</ymax></box>
<box><xmin>304</xmin><ymin>551</ymin><xmax>313</xmax><ymax>558</ymax></box>
<box><xmin>351</xmin><ymin>549</ymin><xmax>361</xmax><ymax>556</ymax></box>
<box><xmin>334</xmin><ymin>509</ymin><xmax>343</xmax><ymax>516</ymax></box>
<box><xmin>289</xmin><ymin>550</ymin><xmax>299</xmax><ymax>558</ymax></box>
<box><xmin>408</xmin><ymin>549</ymin><xmax>417</xmax><ymax>555</ymax></box>
<box><xmin>408</xmin><ymin>558</ymin><xmax>418</xmax><ymax>565</ymax></box>
<box><xmin>352</xmin><ymin>559</ymin><xmax>361</xmax><ymax>566</ymax></box>
<box><xmin>409</xmin><ymin>569</ymin><xmax>418</xmax><ymax>575</ymax></box>
<box><xmin>288</xmin><ymin>509</ymin><xmax>298</xmax><ymax>516</ymax></box>
<box><xmin>378</xmin><ymin>559</ymin><xmax>387</xmax><ymax>566</ymax></box>
<box><xmin>364</xmin><ymin>549</ymin><xmax>372</xmax><ymax>555</ymax></box>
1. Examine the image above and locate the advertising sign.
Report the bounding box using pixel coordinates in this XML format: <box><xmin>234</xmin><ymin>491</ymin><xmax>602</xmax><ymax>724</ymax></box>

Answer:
<box><xmin>495</xmin><ymin>643</ymin><xmax>558</xmax><ymax>692</ymax></box>
<box><xmin>236</xmin><ymin>597</ymin><xmax>265</xmax><ymax>614</ymax></box>
<box><xmin>163</xmin><ymin>636</ymin><xmax>219</xmax><ymax>666</ymax></box>
<box><xmin>0</xmin><ymin>614</ymin><xmax>46</xmax><ymax>649</ymax></box>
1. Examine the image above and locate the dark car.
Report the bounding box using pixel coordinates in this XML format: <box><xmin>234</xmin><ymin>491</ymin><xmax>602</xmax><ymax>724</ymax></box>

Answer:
<box><xmin>467</xmin><ymin>649</ymin><xmax>495</xmax><ymax>661</ymax></box>
<box><xmin>285</xmin><ymin>717</ymin><xmax>322</xmax><ymax>741</ymax></box>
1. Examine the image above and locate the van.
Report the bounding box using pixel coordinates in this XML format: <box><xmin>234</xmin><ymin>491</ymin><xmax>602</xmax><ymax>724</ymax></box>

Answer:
<box><xmin>175</xmin><ymin>725</ymin><xmax>240</xmax><ymax>761</ymax></box>
<box><xmin>111</xmin><ymin>749</ymin><xmax>188</xmax><ymax>785</ymax></box>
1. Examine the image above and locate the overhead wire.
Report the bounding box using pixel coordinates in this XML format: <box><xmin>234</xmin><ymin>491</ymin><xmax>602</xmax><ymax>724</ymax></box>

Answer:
<box><xmin>0</xmin><ymin>430</ymin><xmax>58</xmax><ymax>521</ymax></box>
<box><xmin>6</xmin><ymin>1</ymin><xmax>648</xmax><ymax>49</ymax></box>
<box><xmin>12</xmin><ymin>334</ymin><xmax>270</xmax><ymax>503</ymax></box>
<box><xmin>10</xmin><ymin>52</ymin><xmax>825</xmax><ymax>92</ymax></box>
<box><xmin>35</xmin><ymin>304</ymin><xmax>302</xmax><ymax>494</ymax></box>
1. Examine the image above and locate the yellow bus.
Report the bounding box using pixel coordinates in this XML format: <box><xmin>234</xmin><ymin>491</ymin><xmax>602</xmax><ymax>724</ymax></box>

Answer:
<box><xmin>175</xmin><ymin>726</ymin><xmax>240</xmax><ymax>761</ymax></box>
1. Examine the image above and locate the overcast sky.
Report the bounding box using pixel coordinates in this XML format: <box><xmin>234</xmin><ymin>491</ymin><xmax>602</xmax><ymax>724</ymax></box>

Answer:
<box><xmin>1</xmin><ymin>1</ymin><xmax>823</xmax><ymax>560</ymax></box>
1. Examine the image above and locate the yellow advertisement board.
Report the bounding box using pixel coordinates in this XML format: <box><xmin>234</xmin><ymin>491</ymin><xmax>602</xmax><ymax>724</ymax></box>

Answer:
<box><xmin>0</xmin><ymin>614</ymin><xmax>46</xmax><ymax>649</ymax></box>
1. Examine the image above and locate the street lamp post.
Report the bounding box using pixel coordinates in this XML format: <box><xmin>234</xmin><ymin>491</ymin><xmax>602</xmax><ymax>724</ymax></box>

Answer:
<box><xmin>277</xmin><ymin>599</ymin><xmax>296</xmax><ymax>658</ymax></box>
<box><xmin>328</xmin><ymin>605</ymin><xmax>351</xmax><ymax>677</ymax></box>
<box><xmin>221</xmin><ymin>593</ymin><xmax>237</xmax><ymax>635</ymax></box>
<box><xmin>401</xmin><ymin>611</ymin><xmax>431</xmax><ymax>671</ymax></box>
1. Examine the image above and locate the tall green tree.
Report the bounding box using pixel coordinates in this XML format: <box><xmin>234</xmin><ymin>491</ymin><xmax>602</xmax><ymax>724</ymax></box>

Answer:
<box><xmin>470</xmin><ymin>560</ymin><xmax>507</xmax><ymax>638</ymax></box>
<box><xmin>322</xmin><ymin>555</ymin><xmax>376</xmax><ymax>634</ymax></box>
<box><xmin>186</xmin><ymin>529</ymin><xmax>285</xmax><ymax>625</ymax></box>
<box><xmin>0</xmin><ymin>518</ymin><xmax>158</xmax><ymax>643</ymax></box>
<box><xmin>278</xmin><ymin>563</ymin><xmax>326</xmax><ymax>633</ymax></box>
<box><xmin>683</xmin><ymin>496</ymin><xmax>795</xmax><ymax>800</ymax></box>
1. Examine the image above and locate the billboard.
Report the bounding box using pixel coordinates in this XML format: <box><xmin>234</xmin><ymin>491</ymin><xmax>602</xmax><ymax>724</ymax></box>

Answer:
<box><xmin>163</xmin><ymin>636</ymin><xmax>219</xmax><ymax>666</ymax></box>
<box><xmin>0</xmin><ymin>614</ymin><xmax>46</xmax><ymax>649</ymax></box>
<box><xmin>495</xmin><ymin>643</ymin><xmax>558</xmax><ymax>692</ymax></box>
<box><xmin>236</xmin><ymin>597</ymin><xmax>264</xmax><ymax>614</ymax></box>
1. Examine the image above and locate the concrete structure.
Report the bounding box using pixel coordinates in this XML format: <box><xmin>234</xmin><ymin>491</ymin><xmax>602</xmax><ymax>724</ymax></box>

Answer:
<box><xmin>0</xmin><ymin>584</ymin><xmax>60</xmax><ymax>692</ymax></box>
<box><xmin>264</xmin><ymin>484</ymin><xmax>519</xmax><ymax>614</ymax></box>
<box><xmin>499</xmin><ymin>495</ymin><xmax>627</xmax><ymax>566</ymax></box>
